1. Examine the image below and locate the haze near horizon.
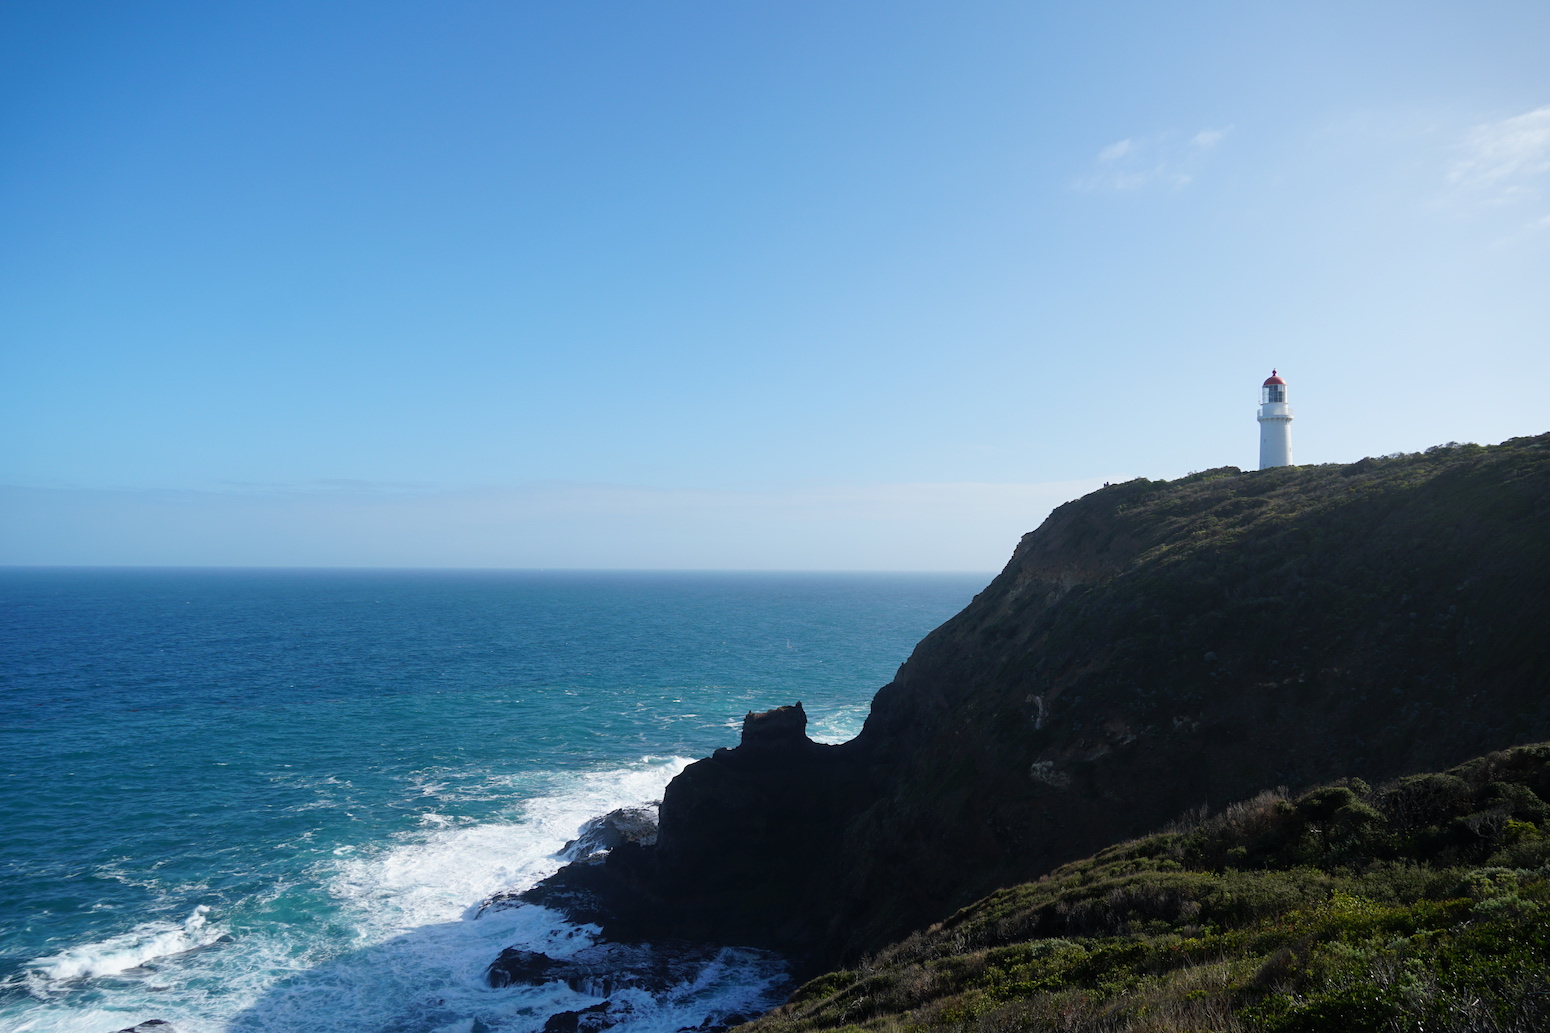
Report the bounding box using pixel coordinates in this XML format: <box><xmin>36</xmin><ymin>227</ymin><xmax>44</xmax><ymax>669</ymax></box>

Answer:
<box><xmin>2</xmin><ymin>1</ymin><xmax>1547</xmax><ymax>569</ymax></box>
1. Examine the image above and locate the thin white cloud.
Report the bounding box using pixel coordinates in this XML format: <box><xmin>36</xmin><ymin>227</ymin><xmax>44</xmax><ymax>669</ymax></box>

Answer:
<box><xmin>1076</xmin><ymin>127</ymin><xmax>1230</xmax><ymax>192</ymax></box>
<box><xmin>1449</xmin><ymin>105</ymin><xmax>1550</xmax><ymax>197</ymax></box>
<box><xmin>1191</xmin><ymin>127</ymin><xmax>1231</xmax><ymax>149</ymax></box>
<box><xmin>1097</xmin><ymin>139</ymin><xmax>1134</xmax><ymax>163</ymax></box>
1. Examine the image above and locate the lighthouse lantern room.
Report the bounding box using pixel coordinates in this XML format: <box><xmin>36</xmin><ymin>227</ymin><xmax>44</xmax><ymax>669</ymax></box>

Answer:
<box><xmin>1257</xmin><ymin>370</ymin><xmax>1293</xmax><ymax>469</ymax></box>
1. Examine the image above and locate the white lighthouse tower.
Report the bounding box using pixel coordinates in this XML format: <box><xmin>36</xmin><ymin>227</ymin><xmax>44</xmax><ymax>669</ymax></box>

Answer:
<box><xmin>1257</xmin><ymin>370</ymin><xmax>1293</xmax><ymax>469</ymax></box>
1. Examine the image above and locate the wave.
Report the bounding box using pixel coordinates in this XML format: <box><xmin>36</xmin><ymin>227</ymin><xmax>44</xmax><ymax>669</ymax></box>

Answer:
<box><xmin>806</xmin><ymin>705</ymin><xmax>867</xmax><ymax>744</ymax></box>
<box><xmin>27</xmin><ymin>906</ymin><xmax>222</xmax><ymax>982</ymax></box>
<box><xmin>10</xmin><ymin>756</ymin><xmax>789</xmax><ymax>1033</ymax></box>
<box><xmin>330</xmin><ymin>757</ymin><xmax>692</xmax><ymax>934</ymax></box>
<box><xmin>228</xmin><ymin>753</ymin><xmax>788</xmax><ymax>1033</ymax></box>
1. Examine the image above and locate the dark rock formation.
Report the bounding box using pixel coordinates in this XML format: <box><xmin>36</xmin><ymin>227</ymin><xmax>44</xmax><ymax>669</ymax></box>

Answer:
<box><xmin>480</xmin><ymin>807</ymin><xmax>660</xmax><ymax>916</ymax></box>
<box><xmin>486</xmin><ymin>947</ymin><xmax>561</xmax><ymax>987</ymax></box>
<box><xmin>523</xmin><ymin>703</ymin><xmax>870</xmax><ymax>957</ymax></box>
<box><xmin>559</xmin><ymin>807</ymin><xmax>659</xmax><ymax>862</ymax></box>
<box><xmin>114</xmin><ymin>1023</ymin><xmax>175</xmax><ymax>1033</ymax></box>
<box><xmin>487</xmin><ymin>941</ymin><xmax>722</xmax><ymax>996</ymax></box>
<box><xmin>542</xmin><ymin>1001</ymin><xmax>616</xmax><ymax>1033</ymax></box>
<box><xmin>524</xmin><ymin>435</ymin><xmax>1550</xmax><ymax>974</ymax></box>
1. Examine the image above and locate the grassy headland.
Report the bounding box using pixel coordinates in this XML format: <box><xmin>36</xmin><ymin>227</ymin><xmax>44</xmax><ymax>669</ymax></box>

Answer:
<box><xmin>531</xmin><ymin>434</ymin><xmax>1550</xmax><ymax>992</ymax></box>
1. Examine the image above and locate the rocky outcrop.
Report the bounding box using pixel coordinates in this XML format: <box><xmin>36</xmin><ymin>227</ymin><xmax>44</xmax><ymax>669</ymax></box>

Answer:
<box><xmin>525</xmin><ymin>435</ymin><xmax>1550</xmax><ymax>973</ymax></box>
<box><xmin>522</xmin><ymin>703</ymin><xmax>870</xmax><ymax>957</ymax></box>
<box><xmin>559</xmin><ymin>807</ymin><xmax>659</xmax><ymax>862</ymax></box>
<box><xmin>487</xmin><ymin>941</ymin><xmax>722</xmax><ymax>995</ymax></box>
<box><xmin>541</xmin><ymin>1000</ymin><xmax>616</xmax><ymax>1033</ymax></box>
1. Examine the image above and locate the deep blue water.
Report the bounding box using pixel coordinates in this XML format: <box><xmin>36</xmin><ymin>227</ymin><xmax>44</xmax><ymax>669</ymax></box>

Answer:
<box><xmin>0</xmin><ymin>568</ymin><xmax>984</xmax><ymax>1033</ymax></box>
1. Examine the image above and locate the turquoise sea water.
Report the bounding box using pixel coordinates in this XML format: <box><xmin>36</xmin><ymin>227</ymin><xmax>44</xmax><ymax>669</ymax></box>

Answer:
<box><xmin>0</xmin><ymin>569</ymin><xmax>984</xmax><ymax>1033</ymax></box>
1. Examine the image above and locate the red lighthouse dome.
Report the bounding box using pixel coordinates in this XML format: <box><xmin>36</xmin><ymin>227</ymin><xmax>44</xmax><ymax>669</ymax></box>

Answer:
<box><xmin>1261</xmin><ymin>369</ymin><xmax>1287</xmax><ymax>405</ymax></box>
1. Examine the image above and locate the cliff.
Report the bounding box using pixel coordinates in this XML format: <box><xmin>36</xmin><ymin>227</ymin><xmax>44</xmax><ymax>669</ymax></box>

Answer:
<box><xmin>525</xmin><ymin>434</ymin><xmax>1550</xmax><ymax>974</ymax></box>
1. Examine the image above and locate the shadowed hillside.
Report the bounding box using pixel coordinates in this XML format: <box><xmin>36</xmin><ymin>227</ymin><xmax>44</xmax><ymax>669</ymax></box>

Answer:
<box><xmin>527</xmin><ymin>434</ymin><xmax>1550</xmax><ymax>976</ymax></box>
<box><xmin>750</xmin><ymin>743</ymin><xmax>1550</xmax><ymax>1033</ymax></box>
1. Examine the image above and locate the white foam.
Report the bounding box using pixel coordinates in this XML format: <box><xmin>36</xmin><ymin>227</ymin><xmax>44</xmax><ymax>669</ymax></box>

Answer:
<box><xmin>27</xmin><ymin>906</ymin><xmax>220</xmax><ymax>982</ymax></box>
<box><xmin>7</xmin><ymin>756</ymin><xmax>790</xmax><ymax>1033</ymax></box>
<box><xmin>807</xmin><ymin>706</ymin><xmax>867</xmax><ymax>744</ymax></box>
<box><xmin>329</xmin><ymin>757</ymin><xmax>691</xmax><ymax>936</ymax></box>
<box><xmin>230</xmin><ymin>754</ymin><xmax>788</xmax><ymax>1033</ymax></box>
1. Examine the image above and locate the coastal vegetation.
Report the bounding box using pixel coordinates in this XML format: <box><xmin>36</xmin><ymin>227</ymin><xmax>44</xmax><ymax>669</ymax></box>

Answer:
<box><xmin>750</xmin><ymin>743</ymin><xmax>1550</xmax><ymax>1033</ymax></box>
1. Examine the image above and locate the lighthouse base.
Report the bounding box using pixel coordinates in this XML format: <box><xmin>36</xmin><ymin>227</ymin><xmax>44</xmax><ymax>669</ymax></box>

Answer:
<box><xmin>1259</xmin><ymin>417</ymin><xmax>1292</xmax><ymax>469</ymax></box>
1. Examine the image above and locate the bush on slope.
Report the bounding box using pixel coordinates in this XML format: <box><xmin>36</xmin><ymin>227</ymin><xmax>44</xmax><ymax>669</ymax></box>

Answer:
<box><xmin>751</xmin><ymin>744</ymin><xmax>1550</xmax><ymax>1033</ymax></box>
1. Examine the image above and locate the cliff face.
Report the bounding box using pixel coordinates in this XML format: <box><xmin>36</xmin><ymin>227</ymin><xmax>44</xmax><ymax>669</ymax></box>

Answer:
<box><xmin>528</xmin><ymin>435</ymin><xmax>1550</xmax><ymax>972</ymax></box>
<box><xmin>525</xmin><ymin>702</ymin><xmax>871</xmax><ymax>960</ymax></box>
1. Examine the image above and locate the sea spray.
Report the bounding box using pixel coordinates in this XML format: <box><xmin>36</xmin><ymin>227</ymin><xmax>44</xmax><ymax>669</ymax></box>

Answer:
<box><xmin>16</xmin><ymin>757</ymin><xmax>788</xmax><ymax>1033</ymax></box>
<box><xmin>27</xmin><ymin>906</ymin><xmax>221</xmax><ymax>983</ymax></box>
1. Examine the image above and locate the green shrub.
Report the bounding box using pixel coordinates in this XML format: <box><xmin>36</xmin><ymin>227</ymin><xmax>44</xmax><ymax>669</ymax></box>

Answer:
<box><xmin>746</xmin><ymin>744</ymin><xmax>1550</xmax><ymax>1033</ymax></box>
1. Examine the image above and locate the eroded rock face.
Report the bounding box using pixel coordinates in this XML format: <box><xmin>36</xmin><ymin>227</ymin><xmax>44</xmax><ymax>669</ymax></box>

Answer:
<box><xmin>487</xmin><ymin>941</ymin><xmax>722</xmax><ymax>995</ymax></box>
<box><xmin>560</xmin><ymin>807</ymin><xmax>659</xmax><ymax>862</ymax></box>
<box><xmin>542</xmin><ymin>1001</ymin><xmax>616</xmax><ymax>1033</ymax></box>
<box><xmin>523</xmin><ymin>437</ymin><xmax>1550</xmax><ymax>974</ymax></box>
<box><xmin>486</xmin><ymin>948</ymin><xmax>560</xmax><ymax>988</ymax></box>
<box><xmin>522</xmin><ymin>703</ymin><xmax>869</xmax><ymax>957</ymax></box>
<box><xmin>733</xmin><ymin>703</ymin><xmax>809</xmax><ymax>752</ymax></box>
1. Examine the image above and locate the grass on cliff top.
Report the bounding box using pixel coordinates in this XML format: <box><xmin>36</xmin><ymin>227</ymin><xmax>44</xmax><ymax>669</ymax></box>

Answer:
<box><xmin>1115</xmin><ymin>433</ymin><xmax>1544</xmax><ymax>520</ymax></box>
<box><xmin>1063</xmin><ymin>432</ymin><xmax>1548</xmax><ymax>570</ymax></box>
<box><xmin>748</xmin><ymin>743</ymin><xmax>1550</xmax><ymax>1033</ymax></box>
<box><xmin>962</xmin><ymin>432</ymin><xmax>1549</xmax><ymax>712</ymax></box>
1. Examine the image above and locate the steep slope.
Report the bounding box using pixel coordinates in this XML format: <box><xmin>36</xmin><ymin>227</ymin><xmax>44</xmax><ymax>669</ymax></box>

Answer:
<box><xmin>749</xmin><ymin>742</ymin><xmax>1550</xmax><ymax>1033</ymax></box>
<box><xmin>528</xmin><ymin>434</ymin><xmax>1550</xmax><ymax>973</ymax></box>
<box><xmin>821</xmin><ymin>435</ymin><xmax>1550</xmax><ymax>964</ymax></box>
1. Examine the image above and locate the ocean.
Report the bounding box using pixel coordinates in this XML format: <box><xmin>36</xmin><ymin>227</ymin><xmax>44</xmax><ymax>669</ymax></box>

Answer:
<box><xmin>0</xmin><ymin>568</ymin><xmax>985</xmax><ymax>1033</ymax></box>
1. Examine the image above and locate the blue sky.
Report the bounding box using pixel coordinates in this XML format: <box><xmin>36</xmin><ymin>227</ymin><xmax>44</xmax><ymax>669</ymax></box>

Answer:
<box><xmin>2</xmin><ymin>1</ymin><xmax>1547</xmax><ymax>568</ymax></box>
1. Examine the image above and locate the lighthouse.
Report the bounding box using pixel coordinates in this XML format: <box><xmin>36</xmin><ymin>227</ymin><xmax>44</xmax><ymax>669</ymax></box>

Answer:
<box><xmin>1257</xmin><ymin>370</ymin><xmax>1293</xmax><ymax>469</ymax></box>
